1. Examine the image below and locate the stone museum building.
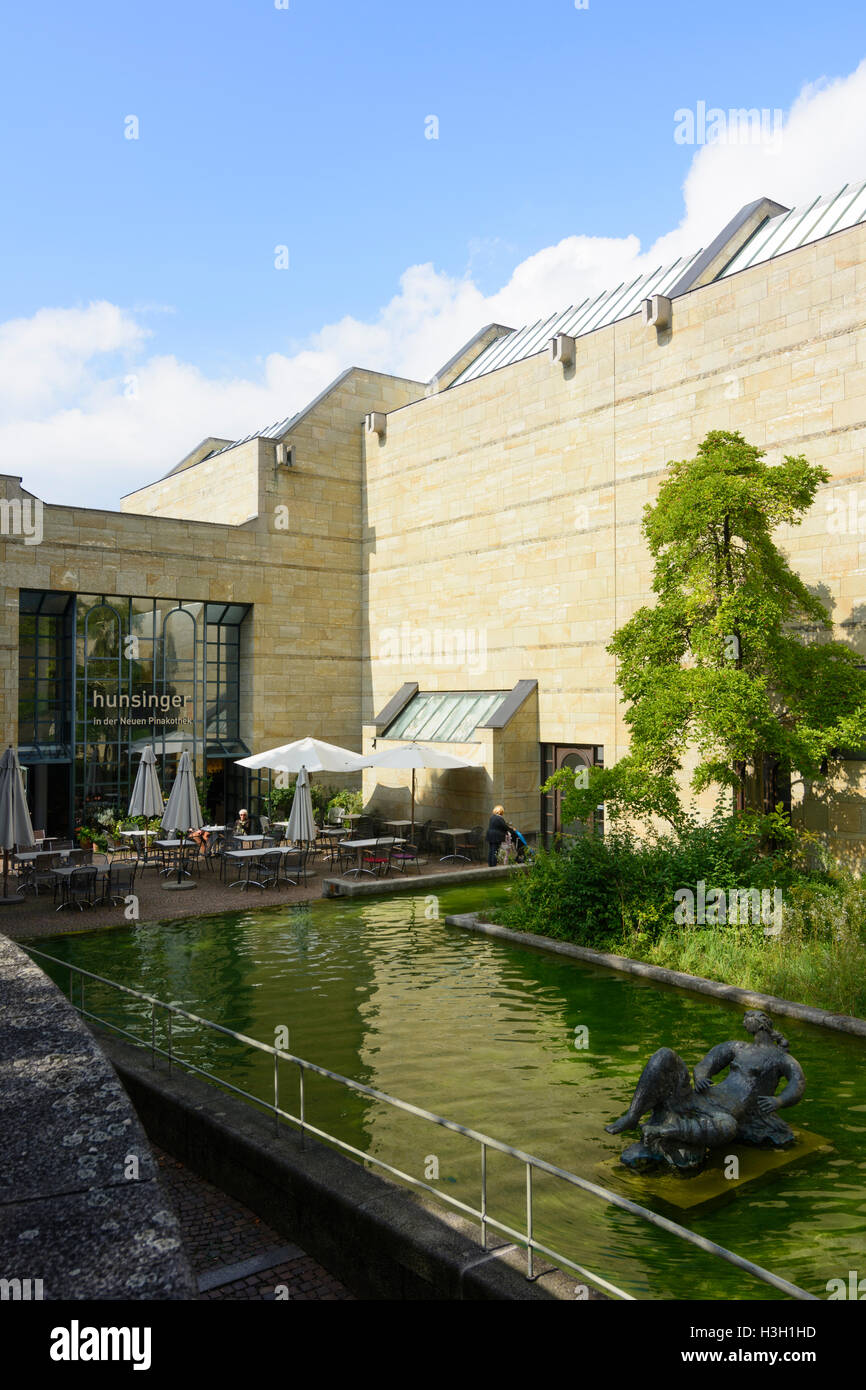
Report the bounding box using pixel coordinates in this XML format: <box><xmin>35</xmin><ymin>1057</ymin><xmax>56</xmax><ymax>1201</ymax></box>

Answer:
<box><xmin>2</xmin><ymin>181</ymin><xmax>865</xmax><ymax>862</ymax></box>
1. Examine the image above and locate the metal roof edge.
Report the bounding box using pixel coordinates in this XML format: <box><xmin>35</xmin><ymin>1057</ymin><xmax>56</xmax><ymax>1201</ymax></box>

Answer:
<box><xmin>477</xmin><ymin>679</ymin><xmax>539</xmax><ymax>730</ymax></box>
<box><xmin>432</xmin><ymin>323</ymin><xmax>515</xmax><ymax>389</ymax></box>
<box><xmin>373</xmin><ymin>682</ymin><xmax>419</xmax><ymax>731</ymax></box>
<box><xmin>667</xmin><ymin>196</ymin><xmax>790</xmax><ymax>298</ymax></box>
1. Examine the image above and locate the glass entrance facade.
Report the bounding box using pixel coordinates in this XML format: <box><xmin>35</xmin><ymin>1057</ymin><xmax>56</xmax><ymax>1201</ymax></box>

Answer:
<box><xmin>17</xmin><ymin>590</ymin><xmax>251</xmax><ymax>831</ymax></box>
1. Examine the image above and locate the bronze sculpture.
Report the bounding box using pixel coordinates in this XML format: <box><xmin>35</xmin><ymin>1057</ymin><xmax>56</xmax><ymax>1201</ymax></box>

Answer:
<box><xmin>605</xmin><ymin>1011</ymin><xmax>806</xmax><ymax>1174</ymax></box>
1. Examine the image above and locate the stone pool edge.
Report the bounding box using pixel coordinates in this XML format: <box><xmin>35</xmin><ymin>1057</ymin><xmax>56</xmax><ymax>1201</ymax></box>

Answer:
<box><xmin>0</xmin><ymin>933</ymin><xmax>195</xmax><ymax>1299</ymax></box>
<box><xmin>444</xmin><ymin>913</ymin><xmax>866</xmax><ymax>1039</ymax></box>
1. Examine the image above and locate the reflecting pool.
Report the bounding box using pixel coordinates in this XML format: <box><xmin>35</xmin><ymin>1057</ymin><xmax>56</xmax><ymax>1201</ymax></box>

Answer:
<box><xmin>35</xmin><ymin>881</ymin><xmax>866</xmax><ymax>1300</ymax></box>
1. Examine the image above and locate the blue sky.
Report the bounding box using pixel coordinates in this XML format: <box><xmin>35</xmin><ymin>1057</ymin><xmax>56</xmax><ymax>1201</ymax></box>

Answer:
<box><xmin>3</xmin><ymin>0</ymin><xmax>866</xmax><ymax>502</ymax></box>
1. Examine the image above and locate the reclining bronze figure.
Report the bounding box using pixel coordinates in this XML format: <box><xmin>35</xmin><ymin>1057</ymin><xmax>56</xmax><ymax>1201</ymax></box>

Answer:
<box><xmin>605</xmin><ymin>1011</ymin><xmax>806</xmax><ymax>1175</ymax></box>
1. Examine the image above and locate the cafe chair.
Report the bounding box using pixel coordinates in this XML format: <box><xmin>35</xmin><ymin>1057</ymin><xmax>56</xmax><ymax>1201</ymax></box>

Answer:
<box><xmin>362</xmin><ymin>838</ymin><xmax>391</xmax><ymax>877</ymax></box>
<box><xmin>388</xmin><ymin>842</ymin><xmax>421</xmax><ymax>874</ymax></box>
<box><xmin>104</xmin><ymin>861</ymin><xmax>139</xmax><ymax>906</ymax></box>
<box><xmin>56</xmin><ymin>866</ymin><xmax>98</xmax><ymax>912</ymax></box>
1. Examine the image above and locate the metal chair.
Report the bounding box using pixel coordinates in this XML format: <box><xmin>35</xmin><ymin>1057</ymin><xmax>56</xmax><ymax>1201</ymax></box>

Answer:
<box><xmin>280</xmin><ymin>846</ymin><xmax>310</xmax><ymax>887</ymax></box>
<box><xmin>465</xmin><ymin>827</ymin><xmax>485</xmax><ymax>862</ymax></box>
<box><xmin>388</xmin><ymin>842</ymin><xmax>421</xmax><ymax>874</ymax></box>
<box><xmin>231</xmin><ymin>849</ymin><xmax>279</xmax><ymax>891</ymax></box>
<box><xmin>181</xmin><ymin>841</ymin><xmax>201</xmax><ymax>877</ymax></box>
<box><xmin>362</xmin><ymin>838</ymin><xmax>391</xmax><ymax>877</ymax></box>
<box><xmin>32</xmin><ymin>852</ymin><xmax>62</xmax><ymax>896</ymax></box>
<box><xmin>316</xmin><ymin>827</ymin><xmax>339</xmax><ymax>866</ymax></box>
<box><xmin>106</xmin><ymin>833</ymin><xmax>132</xmax><ymax>862</ymax></box>
<box><xmin>428</xmin><ymin>821</ymin><xmax>448</xmax><ymax>855</ymax></box>
<box><xmin>103</xmin><ymin>861</ymin><xmax>139</xmax><ymax>906</ymax></box>
<box><xmin>56</xmin><ymin>866</ymin><xmax>98</xmax><ymax>912</ymax></box>
<box><xmin>337</xmin><ymin>840</ymin><xmax>361</xmax><ymax>876</ymax></box>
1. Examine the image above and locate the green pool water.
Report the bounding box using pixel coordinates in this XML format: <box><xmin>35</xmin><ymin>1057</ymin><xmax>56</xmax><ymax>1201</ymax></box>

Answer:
<box><xmin>33</xmin><ymin>882</ymin><xmax>866</xmax><ymax>1301</ymax></box>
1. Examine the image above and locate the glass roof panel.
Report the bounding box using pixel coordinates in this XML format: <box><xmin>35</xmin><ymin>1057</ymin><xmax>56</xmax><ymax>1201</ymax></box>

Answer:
<box><xmin>384</xmin><ymin>691</ymin><xmax>506</xmax><ymax>743</ymax></box>
<box><xmin>718</xmin><ymin>180</ymin><xmax>866</xmax><ymax>280</ymax></box>
<box><xmin>449</xmin><ymin>182</ymin><xmax>866</xmax><ymax>392</ymax></box>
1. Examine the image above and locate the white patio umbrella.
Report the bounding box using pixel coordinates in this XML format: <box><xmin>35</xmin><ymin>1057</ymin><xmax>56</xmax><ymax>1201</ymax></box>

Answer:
<box><xmin>358</xmin><ymin>743</ymin><xmax>477</xmax><ymax>843</ymax></box>
<box><xmin>128</xmin><ymin>746</ymin><xmax>164</xmax><ymax>862</ymax></box>
<box><xmin>0</xmin><ymin>745</ymin><xmax>35</xmax><ymax>904</ymax></box>
<box><xmin>236</xmin><ymin>737</ymin><xmax>367</xmax><ymax>773</ymax></box>
<box><xmin>161</xmin><ymin>752</ymin><xmax>203</xmax><ymax>887</ymax></box>
<box><xmin>286</xmin><ymin>764</ymin><xmax>316</xmax><ymax>844</ymax></box>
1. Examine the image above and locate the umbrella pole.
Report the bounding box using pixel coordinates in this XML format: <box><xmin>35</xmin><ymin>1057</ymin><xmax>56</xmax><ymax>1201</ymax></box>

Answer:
<box><xmin>411</xmin><ymin>768</ymin><xmax>416</xmax><ymax>845</ymax></box>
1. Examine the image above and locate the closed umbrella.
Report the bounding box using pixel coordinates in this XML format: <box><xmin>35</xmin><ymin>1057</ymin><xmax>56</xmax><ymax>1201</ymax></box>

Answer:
<box><xmin>286</xmin><ymin>764</ymin><xmax>316</xmax><ymax>844</ymax></box>
<box><xmin>161</xmin><ymin>752</ymin><xmax>203</xmax><ymax>887</ymax></box>
<box><xmin>128</xmin><ymin>746</ymin><xmax>164</xmax><ymax>863</ymax></box>
<box><xmin>0</xmin><ymin>745</ymin><xmax>35</xmax><ymax>904</ymax></box>
<box><xmin>359</xmin><ymin>743</ymin><xmax>477</xmax><ymax>844</ymax></box>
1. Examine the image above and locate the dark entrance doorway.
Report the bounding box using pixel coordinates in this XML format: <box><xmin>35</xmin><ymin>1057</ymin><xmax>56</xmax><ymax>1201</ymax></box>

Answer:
<box><xmin>21</xmin><ymin>763</ymin><xmax>72</xmax><ymax>837</ymax></box>
<box><xmin>540</xmin><ymin>744</ymin><xmax>604</xmax><ymax>845</ymax></box>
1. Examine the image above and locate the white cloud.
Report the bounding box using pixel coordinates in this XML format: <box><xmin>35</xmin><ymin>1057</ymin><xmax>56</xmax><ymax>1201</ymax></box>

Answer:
<box><xmin>3</xmin><ymin>59</ymin><xmax>866</xmax><ymax>508</ymax></box>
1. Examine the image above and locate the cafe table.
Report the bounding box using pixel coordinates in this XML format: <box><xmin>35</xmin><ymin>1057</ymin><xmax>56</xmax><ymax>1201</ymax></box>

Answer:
<box><xmin>222</xmin><ymin>846</ymin><xmax>289</xmax><ymax>890</ymax></box>
<box><xmin>337</xmin><ymin>836</ymin><xmax>403</xmax><ymax>877</ymax></box>
<box><xmin>15</xmin><ymin>848</ymin><xmax>73</xmax><ymax>861</ymax></box>
<box><xmin>120</xmin><ymin>827</ymin><xmax>158</xmax><ymax>862</ymax></box>
<box><xmin>153</xmin><ymin>839</ymin><xmax>201</xmax><ymax>878</ymax></box>
<box><xmin>14</xmin><ymin>848</ymin><xmax>74</xmax><ymax>895</ymax></box>
<box><xmin>438</xmin><ymin>828</ymin><xmax>473</xmax><ymax>863</ymax></box>
<box><xmin>52</xmin><ymin>863</ymin><xmax>108</xmax><ymax>911</ymax></box>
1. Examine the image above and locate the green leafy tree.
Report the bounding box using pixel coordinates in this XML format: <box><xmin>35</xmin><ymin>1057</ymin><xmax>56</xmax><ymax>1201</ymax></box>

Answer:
<box><xmin>551</xmin><ymin>430</ymin><xmax>866</xmax><ymax>837</ymax></box>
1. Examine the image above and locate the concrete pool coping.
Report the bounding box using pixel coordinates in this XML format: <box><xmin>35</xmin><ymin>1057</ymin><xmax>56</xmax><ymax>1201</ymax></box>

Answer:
<box><xmin>0</xmin><ymin>934</ymin><xmax>195</xmax><ymax>1299</ymax></box>
<box><xmin>320</xmin><ymin>863</ymin><xmax>525</xmax><ymax>897</ymax></box>
<box><xmin>444</xmin><ymin>913</ymin><xmax>866</xmax><ymax>1039</ymax></box>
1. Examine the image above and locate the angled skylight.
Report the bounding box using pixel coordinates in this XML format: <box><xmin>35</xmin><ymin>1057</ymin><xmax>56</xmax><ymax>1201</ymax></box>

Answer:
<box><xmin>716</xmin><ymin>180</ymin><xmax>866</xmax><ymax>279</ymax></box>
<box><xmin>384</xmin><ymin>690</ymin><xmax>507</xmax><ymax>743</ymax></box>
<box><xmin>449</xmin><ymin>249</ymin><xmax>703</xmax><ymax>387</ymax></box>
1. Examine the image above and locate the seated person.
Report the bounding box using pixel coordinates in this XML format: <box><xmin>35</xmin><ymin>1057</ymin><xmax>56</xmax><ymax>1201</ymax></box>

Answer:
<box><xmin>233</xmin><ymin>808</ymin><xmax>255</xmax><ymax>837</ymax></box>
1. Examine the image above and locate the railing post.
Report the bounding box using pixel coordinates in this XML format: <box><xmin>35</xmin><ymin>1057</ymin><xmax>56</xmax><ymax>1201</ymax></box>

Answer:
<box><xmin>274</xmin><ymin>1052</ymin><xmax>280</xmax><ymax>1136</ymax></box>
<box><xmin>526</xmin><ymin>1163</ymin><xmax>534</xmax><ymax>1279</ymax></box>
<box><xmin>167</xmin><ymin>1006</ymin><xmax>172</xmax><ymax>1075</ymax></box>
<box><xmin>150</xmin><ymin>1000</ymin><xmax>156</xmax><ymax>1069</ymax></box>
<box><xmin>481</xmin><ymin>1143</ymin><xmax>488</xmax><ymax>1250</ymax></box>
<box><xmin>298</xmin><ymin>1063</ymin><xmax>305</xmax><ymax>1149</ymax></box>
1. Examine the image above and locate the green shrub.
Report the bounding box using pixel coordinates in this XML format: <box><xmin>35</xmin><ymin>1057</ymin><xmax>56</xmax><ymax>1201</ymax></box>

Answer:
<box><xmin>327</xmin><ymin>789</ymin><xmax>363</xmax><ymax>816</ymax></box>
<box><xmin>263</xmin><ymin>780</ymin><xmax>340</xmax><ymax>825</ymax></box>
<box><xmin>497</xmin><ymin>816</ymin><xmax>866</xmax><ymax>1015</ymax></box>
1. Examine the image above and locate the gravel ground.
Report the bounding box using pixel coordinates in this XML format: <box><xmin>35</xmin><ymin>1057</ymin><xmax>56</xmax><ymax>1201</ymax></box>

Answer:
<box><xmin>0</xmin><ymin>859</ymin><xmax>323</xmax><ymax>940</ymax></box>
<box><xmin>1</xmin><ymin>851</ymin><xmax>473</xmax><ymax>941</ymax></box>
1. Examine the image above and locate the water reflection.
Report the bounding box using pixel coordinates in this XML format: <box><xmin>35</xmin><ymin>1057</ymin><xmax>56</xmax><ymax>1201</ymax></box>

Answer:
<box><xmin>37</xmin><ymin>881</ymin><xmax>866</xmax><ymax>1301</ymax></box>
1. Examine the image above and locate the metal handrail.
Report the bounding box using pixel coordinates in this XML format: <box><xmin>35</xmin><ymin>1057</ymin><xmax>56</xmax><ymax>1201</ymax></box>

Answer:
<box><xmin>25</xmin><ymin>945</ymin><xmax>818</xmax><ymax>1302</ymax></box>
